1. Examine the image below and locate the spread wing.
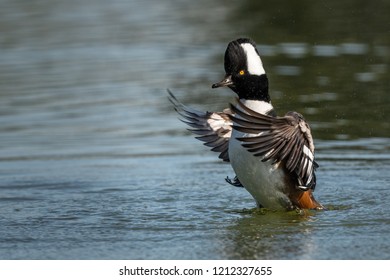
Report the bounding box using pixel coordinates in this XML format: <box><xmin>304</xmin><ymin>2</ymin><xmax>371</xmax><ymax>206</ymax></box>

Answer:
<box><xmin>168</xmin><ymin>89</ymin><xmax>232</xmax><ymax>162</ymax></box>
<box><xmin>229</xmin><ymin>98</ymin><xmax>319</xmax><ymax>190</ymax></box>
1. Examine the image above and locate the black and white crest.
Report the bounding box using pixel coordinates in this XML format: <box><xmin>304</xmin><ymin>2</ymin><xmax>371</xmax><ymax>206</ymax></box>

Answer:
<box><xmin>221</xmin><ymin>38</ymin><xmax>270</xmax><ymax>101</ymax></box>
<box><xmin>224</xmin><ymin>38</ymin><xmax>266</xmax><ymax>76</ymax></box>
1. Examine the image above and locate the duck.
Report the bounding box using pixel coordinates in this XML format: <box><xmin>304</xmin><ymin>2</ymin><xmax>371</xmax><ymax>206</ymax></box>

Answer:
<box><xmin>168</xmin><ymin>38</ymin><xmax>323</xmax><ymax>210</ymax></box>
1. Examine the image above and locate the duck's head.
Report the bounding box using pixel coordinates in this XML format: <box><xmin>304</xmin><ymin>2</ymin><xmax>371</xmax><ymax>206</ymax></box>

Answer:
<box><xmin>212</xmin><ymin>38</ymin><xmax>270</xmax><ymax>102</ymax></box>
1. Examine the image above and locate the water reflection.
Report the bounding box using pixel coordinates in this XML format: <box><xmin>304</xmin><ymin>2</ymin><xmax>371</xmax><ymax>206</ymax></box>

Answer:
<box><xmin>220</xmin><ymin>211</ymin><xmax>318</xmax><ymax>259</ymax></box>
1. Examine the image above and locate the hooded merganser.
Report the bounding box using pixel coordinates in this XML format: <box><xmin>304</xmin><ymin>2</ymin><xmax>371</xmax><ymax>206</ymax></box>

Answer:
<box><xmin>168</xmin><ymin>38</ymin><xmax>323</xmax><ymax>210</ymax></box>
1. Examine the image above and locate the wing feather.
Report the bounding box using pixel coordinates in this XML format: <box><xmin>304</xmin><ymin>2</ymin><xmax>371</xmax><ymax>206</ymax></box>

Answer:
<box><xmin>168</xmin><ymin>89</ymin><xmax>232</xmax><ymax>162</ymax></box>
<box><xmin>230</xmin><ymin>98</ymin><xmax>318</xmax><ymax>190</ymax></box>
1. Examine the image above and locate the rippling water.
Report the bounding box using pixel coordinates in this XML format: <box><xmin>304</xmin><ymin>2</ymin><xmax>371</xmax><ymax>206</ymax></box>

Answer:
<box><xmin>0</xmin><ymin>0</ymin><xmax>389</xmax><ymax>259</ymax></box>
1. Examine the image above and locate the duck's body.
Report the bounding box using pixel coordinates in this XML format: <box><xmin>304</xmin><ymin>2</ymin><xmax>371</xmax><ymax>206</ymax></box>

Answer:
<box><xmin>228</xmin><ymin>100</ymin><xmax>291</xmax><ymax>210</ymax></box>
<box><xmin>169</xmin><ymin>38</ymin><xmax>323</xmax><ymax>210</ymax></box>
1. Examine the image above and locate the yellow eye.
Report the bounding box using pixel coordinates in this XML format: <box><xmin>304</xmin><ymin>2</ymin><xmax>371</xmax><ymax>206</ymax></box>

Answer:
<box><xmin>239</xmin><ymin>70</ymin><xmax>245</xmax><ymax>75</ymax></box>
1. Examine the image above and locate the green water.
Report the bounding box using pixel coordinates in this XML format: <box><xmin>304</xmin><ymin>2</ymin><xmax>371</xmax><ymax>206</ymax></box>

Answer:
<box><xmin>0</xmin><ymin>0</ymin><xmax>389</xmax><ymax>259</ymax></box>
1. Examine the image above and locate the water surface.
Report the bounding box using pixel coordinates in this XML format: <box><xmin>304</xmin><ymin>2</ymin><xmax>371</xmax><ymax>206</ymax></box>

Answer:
<box><xmin>0</xmin><ymin>0</ymin><xmax>389</xmax><ymax>259</ymax></box>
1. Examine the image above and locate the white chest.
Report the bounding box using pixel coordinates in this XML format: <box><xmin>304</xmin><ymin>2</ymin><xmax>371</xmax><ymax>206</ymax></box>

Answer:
<box><xmin>228</xmin><ymin>100</ymin><xmax>291</xmax><ymax>209</ymax></box>
<box><xmin>238</xmin><ymin>99</ymin><xmax>273</xmax><ymax>114</ymax></box>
